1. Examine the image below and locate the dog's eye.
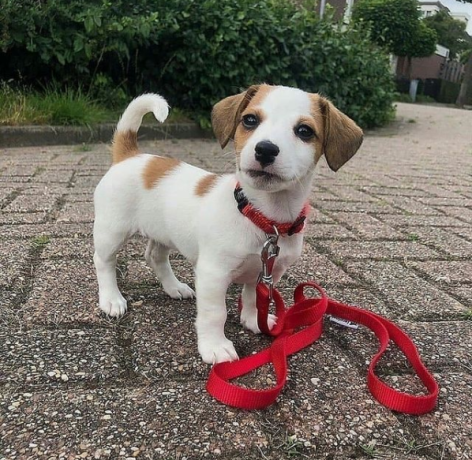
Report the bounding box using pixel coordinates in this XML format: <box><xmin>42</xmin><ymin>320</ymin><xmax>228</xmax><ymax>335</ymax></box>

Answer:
<box><xmin>295</xmin><ymin>124</ymin><xmax>315</xmax><ymax>141</ymax></box>
<box><xmin>242</xmin><ymin>114</ymin><xmax>259</xmax><ymax>129</ymax></box>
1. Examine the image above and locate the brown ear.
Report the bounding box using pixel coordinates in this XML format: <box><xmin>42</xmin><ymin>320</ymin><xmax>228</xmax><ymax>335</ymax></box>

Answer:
<box><xmin>211</xmin><ymin>85</ymin><xmax>260</xmax><ymax>148</ymax></box>
<box><xmin>320</xmin><ymin>97</ymin><xmax>363</xmax><ymax>172</ymax></box>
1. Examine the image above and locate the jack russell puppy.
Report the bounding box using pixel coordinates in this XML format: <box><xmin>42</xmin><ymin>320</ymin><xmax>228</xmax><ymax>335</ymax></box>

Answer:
<box><xmin>93</xmin><ymin>84</ymin><xmax>363</xmax><ymax>364</ymax></box>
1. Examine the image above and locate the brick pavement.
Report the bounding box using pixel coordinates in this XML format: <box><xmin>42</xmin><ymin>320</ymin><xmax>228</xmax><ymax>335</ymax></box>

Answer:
<box><xmin>0</xmin><ymin>103</ymin><xmax>471</xmax><ymax>459</ymax></box>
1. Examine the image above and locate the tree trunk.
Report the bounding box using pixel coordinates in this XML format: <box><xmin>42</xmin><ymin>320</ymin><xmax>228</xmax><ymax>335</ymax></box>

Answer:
<box><xmin>456</xmin><ymin>52</ymin><xmax>472</xmax><ymax>107</ymax></box>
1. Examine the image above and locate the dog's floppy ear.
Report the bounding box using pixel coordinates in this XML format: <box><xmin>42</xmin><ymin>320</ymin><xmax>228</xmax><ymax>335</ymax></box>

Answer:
<box><xmin>319</xmin><ymin>97</ymin><xmax>363</xmax><ymax>172</ymax></box>
<box><xmin>212</xmin><ymin>85</ymin><xmax>260</xmax><ymax>148</ymax></box>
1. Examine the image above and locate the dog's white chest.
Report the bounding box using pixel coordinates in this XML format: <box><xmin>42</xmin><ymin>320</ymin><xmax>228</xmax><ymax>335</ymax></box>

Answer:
<box><xmin>232</xmin><ymin>237</ymin><xmax>302</xmax><ymax>285</ymax></box>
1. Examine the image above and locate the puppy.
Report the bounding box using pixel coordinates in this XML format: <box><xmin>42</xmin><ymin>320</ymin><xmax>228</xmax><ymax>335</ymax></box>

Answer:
<box><xmin>93</xmin><ymin>84</ymin><xmax>363</xmax><ymax>364</ymax></box>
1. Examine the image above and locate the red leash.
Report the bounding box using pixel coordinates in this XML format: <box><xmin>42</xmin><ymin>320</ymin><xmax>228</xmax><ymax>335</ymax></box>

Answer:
<box><xmin>207</xmin><ymin>282</ymin><xmax>439</xmax><ymax>414</ymax></box>
<box><xmin>209</xmin><ymin>184</ymin><xmax>439</xmax><ymax>413</ymax></box>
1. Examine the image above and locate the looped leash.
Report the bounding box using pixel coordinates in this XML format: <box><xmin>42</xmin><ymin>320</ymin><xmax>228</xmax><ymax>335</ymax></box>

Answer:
<box><xmin>207</xmin><ymin>185</ymin><xmax>439</xmax><ymax>413</ymax></box>
<box><xmin>207</xmin><ymin>282</ymin><xmax>439</xmax><ymax>414</ymax></box>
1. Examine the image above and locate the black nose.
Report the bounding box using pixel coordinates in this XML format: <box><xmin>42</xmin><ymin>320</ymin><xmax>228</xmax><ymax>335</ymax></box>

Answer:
<box><xmin>254</xmin><ymin>140</ymin><xmax>279</xmax><ymax>167</ymax></box>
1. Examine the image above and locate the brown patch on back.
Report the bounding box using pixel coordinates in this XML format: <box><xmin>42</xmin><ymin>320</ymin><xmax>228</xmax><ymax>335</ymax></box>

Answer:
<box><xmin>112</xmin><ymin>130</ymin><xmax>139</xmax><ymax>164</ymax></box>
<box><xmin>195</xmin><ymin>174</ymin><xmax>219</xmax><ymax>196</ymax></box>
<box><xmin>142</xmin><ymin>156</ymin><xmax>181</xmax><ymax>189</ymax></box>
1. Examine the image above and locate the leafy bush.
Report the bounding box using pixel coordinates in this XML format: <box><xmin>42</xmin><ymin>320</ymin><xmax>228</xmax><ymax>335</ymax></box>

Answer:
<box><xmin>144</xmin><ymin>0</ymin><xmax>395</xmax><ymax>128</ymax></box>
<box><xmin>352</xmin><ymin>0</ymin><xmax>437</xmax><ymax>59</ymax></box>
<box><xmin>0</xmin><ymin>0</ymin><xmax>158</xmax><ymax>106</ymax></box>
<box><xmin>0</xmin><ymin>0</ymin><xmax>396</xmax><ymax>128</ymax></box>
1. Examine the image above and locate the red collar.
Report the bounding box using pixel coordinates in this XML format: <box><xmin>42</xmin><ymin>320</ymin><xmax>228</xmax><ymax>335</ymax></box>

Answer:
<box><xmin>234</xmin><ymin>183</ymin><xmax>310</xmax><ymax>236</ymax></box>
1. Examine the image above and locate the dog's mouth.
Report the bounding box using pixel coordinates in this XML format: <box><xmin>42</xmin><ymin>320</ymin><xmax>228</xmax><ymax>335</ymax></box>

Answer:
<box><xmin>244</xmin><ymin>169</ymin><xmax>284</xmax><ymax>182</ymax></box>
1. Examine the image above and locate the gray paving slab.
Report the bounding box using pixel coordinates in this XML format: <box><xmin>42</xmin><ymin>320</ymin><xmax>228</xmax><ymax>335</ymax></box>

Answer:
<box><xmin>0</xmin><ymin>329</ymin><xmax>124</xmax><ymax>387</ymax></box>
<box><xmin>344</xmin><ymin>261</ymin><xmax>468</xmax><ymax>320</ymax></box>
<box><xmin>22</xmin><ymin>259</ymin><xmax>104</xmax><ymax>326</ymax></box>
<box><xmin>1</xmin><ymin>102</ymin><xmax>472</xmax><ymax>459</ymax></box>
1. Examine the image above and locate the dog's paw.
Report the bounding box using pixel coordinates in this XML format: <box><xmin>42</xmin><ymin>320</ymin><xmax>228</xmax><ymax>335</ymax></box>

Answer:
<box><xmin>99</xmin><ymin>292</ymin><xmax>127</xmax><ymax>317</ymax></box>
<box><xmin>163</xmin><ymin>282</ymin><xmax>195</xmax><ymax>300</ymax></box>
<box><xmin>241</xmin><ymin>311</ymin><xmax>277</xmax><ymax>334</ymax></box>
<box><xmin>198</xmin><ymin>338</ymin><xmax>239</xmax><ymax>364</ymax></box>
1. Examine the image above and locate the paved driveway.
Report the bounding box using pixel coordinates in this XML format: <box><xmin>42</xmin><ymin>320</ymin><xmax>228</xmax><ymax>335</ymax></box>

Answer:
<box><xmin>1</xmin><ymin>103</ymin><xmax>471</xmax><ymax>459</ymax></box>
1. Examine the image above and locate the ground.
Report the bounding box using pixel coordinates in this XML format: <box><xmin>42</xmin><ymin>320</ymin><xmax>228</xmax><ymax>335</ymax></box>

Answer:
<box><xmin>0</xmin><ymin>102</ymin><xmax>471</xmax><ymax>460</ymax></box>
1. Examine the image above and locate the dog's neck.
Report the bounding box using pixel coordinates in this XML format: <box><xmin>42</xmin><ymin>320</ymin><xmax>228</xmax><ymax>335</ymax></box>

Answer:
<box><xmin>236</xmin><ymin>172</ymin><xmax>314</xmax><ymax>224</ymax></box>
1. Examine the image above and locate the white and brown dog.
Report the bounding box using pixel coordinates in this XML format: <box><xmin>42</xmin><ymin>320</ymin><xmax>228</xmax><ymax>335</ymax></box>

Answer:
<box><xmin>93</xmin><ymin>84</ymin><xmax>363</xmax><ymax>364</ymax></box>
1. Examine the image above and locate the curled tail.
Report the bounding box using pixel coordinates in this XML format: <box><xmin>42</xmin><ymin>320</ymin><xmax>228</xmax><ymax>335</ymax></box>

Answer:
<box><xmin>112</xmin><ymin>93</ymin><xmax>169</xmax><ymax>164</ymax></box>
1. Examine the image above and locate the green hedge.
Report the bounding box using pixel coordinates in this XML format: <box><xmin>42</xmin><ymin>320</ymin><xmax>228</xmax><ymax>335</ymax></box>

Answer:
<box><xmin>0</xmin><ymin>0</ymin><xmax>395</xmax><ymax>128</ymax></box>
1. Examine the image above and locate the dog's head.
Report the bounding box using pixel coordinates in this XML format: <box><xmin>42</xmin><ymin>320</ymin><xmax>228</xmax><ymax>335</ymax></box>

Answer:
<box><xmin>212</xmin><ymin>84</ymin><xmax>363</xmax><ymax>191</ymax></box>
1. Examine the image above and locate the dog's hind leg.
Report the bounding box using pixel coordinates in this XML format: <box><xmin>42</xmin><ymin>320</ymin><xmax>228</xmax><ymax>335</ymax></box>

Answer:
<box><xmin>94</xmin><ymin>226</ymin><xmax>128</xmax><ymax>317</ymax></box>
<box><xmin>145</xmin><ymin>240</ymin><xmax>195</xmax><ymax>300</ymax></box>
<box><xmin>240</xmin><ymin>283</ymin><xmax>277</xmax><ymax>334</ymax></box>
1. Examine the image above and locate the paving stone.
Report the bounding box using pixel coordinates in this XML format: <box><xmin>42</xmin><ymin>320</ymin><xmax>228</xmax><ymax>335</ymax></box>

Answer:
<box><xmin>56</xmin><ymin>202</ymin><xmax>94</xmax><ymax>223</ymax></box>
<box><xmin>360</xmin><ymin>185</ymin><xmax>431</xmax><ymax>198</ymax></box>
<box><xmin>262</xmin><ymin>340</ymin><xmax>408</xmax><ymax>455</ymax></box>
<box><xmin>417</xmin><ymin>196</ymin><xmax>472</xmax><ymax>207</ymax></box>
<box><xmin>323</xmin><ymin>185</ymin><xmax>378</xmax><ymax>202</ymax></box>
<box><xmin>308</xmin><ymin>209</ymin><xmax>335</xmax><ymax>224</ymax></box>
<box><xmin>453</xmin><ymin>286</ymin><xmax>472</xmax><ymax>307</ymax></box>
<box><xmin>450</xmin><ymin>226</ymin><xmax>472</xmax><ymax>242</ymax></box>
<box><xmin>31</xmin><ymin>168</ymin><xmax>74</xmax><ymax>184</ymax></box>
<box><xmin>391</xmin><ymin>373</ymin><xmax>472</xmax><ymax>460</ymax></box>
<box><xmin>0</xmin><ymin>187</ymin><xmax>17</xmax><ymax>204</ymax></box>
<box><xmin>3</xmin><ymin>193</ymin><xmax>60</xmax><ymax>213</ymax></box>
<box><xmin>411</xmin><ymin>261</ymin><xmax>472</xmax><ymax>284</ymax></box>
<box><xmin>313</xmin><ymin>199</ymin><xmax>398</xmax><ymax>214</ymax></box>
<box><xmin>381</xmin><ymin>196</ymin><xmax>442</xmax><ymax>215</ymax></box>
<box><xmin>331</xmin><ymin>212</ymin><xmax>404</xmax><ymax>239</ymax></box>
<box><xmin>316</xmin><ymin>240</ymin><xmax>440</xmax><ymax>261</ymax></box>
<box><xmin>440</xmin><ymin>206</ymin><xmax>472</xmax><ymax>224</ymax></box>
<box><xmin>22</xmin><ymin>259</ymin><xmax>105</xmax><ymax>326</ymax></box>
<box><xmin>0</xmin><ymin>239</ymin><xmax>30</xmax><ymax>288</ymax></box>
<box><xmin>41</xmin><ymin>237</ymin><xmax>94</xmax><ymax>259</ymax></box>
<box><xmin>21</xmin><ymin>184</ymin><xmax>69</xmax><ymax>195</ymax></box>
<box><xmin>379</xmin><ymin>214</ymin><xmax>468</xmax><ymax>228</ymax></box>
<box><xmin>401</xmin><ymin>226</ymin><xmax>472</xmax><ymax>258</ymax></box>
<box><xmin>63</xmin><ymin>192</ymin><xmax>93</xmax><ymax>202</ymax></box>
<box><xmin>0</xmin><ymin>383</ymin><xmax>271</xmax><ymax>459</ymax></box>
<box><xmin>0</xmin><ymin>211</ymin><xmax>47</xmax><ymax>224</ymax></box>
<box><xmin>344</xmin><ymin>261</ymin><xmax>468</xmax><ymax>320</ymax></box>
<box><xmin>49</xmin><ymin>153</ymin><xmax>85</xmax><ymax>165</ymax></box>
<box><xmin>327</xmin><ymin>318</ymin><xmax>472</xmax><ymax>375</ymax></box>
<box><xmin>286</xmin><ymin>241</ymin><xmax>355</xmax><ymax>287</ymax></box>
<box><xmin>0</xmin><ymin>175</ymin><xmax>31</xmax><ymax>184</ymax></box>
<box><xmin>1</xmin><ymin>104</ymin><xmax>472</xmax><ymax>460</ymax></box>
<box><xmin>0</xmin><ymin>222</ymin><xmax>93</xmax><ymax>239</ymax></box>
<box><xmin>324</xmin><ymin>285</ymin><xmax>398</xmax><ymax>318</ymax></box>
<box><xmin>304</xmin><ymin>223</ymin><xmax>357</xmax><ymax>240</ymax></box>
<box><xmin>2</xmin><ymin>165</ymin><xmax>40</xmax><ymax>177</ymax></box>
<box><xmin>70</xmin><ymin>175</ymin><xmax>101</xmax><ymax>188</ymax></box>
<box><xmin>0</xmin><ymin>329</ymin><xmax>123</xmax><ymax>387</ymax></box>
<box><xmin>124</xmin><ymin>258</ymin><xmax>194</xmax><ymax>287</ymax></box>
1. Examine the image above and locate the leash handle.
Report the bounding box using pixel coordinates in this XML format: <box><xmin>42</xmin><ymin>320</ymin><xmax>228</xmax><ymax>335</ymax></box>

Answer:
<box><xmin>207</xmin><ymin>282</ymin><xmax>439</xmax><ymax>414</ymax></box>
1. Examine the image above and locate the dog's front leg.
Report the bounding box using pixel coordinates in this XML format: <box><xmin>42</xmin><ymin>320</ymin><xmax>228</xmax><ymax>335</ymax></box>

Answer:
<box><xmin>195</xmin><ymin>257</ymin><xmax>238</xmax><ymax>364</ymax></box>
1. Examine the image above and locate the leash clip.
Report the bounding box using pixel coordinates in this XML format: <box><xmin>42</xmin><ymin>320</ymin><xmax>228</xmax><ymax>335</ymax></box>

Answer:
<box><xmin>258</xmin><ymin>226</ymin><xmax>280</xmax><ymax>304</ymax></box>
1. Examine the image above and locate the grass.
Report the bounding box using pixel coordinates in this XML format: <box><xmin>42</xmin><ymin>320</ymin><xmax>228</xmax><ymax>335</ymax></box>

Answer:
<box><xmin>0</xmin><ymin>82</ymin><xmax>111</xmax><ymax>126</ymax></box>
<box><xmin>463</xmin><ymin>308</ymin><xmax>472</xmax><ymax>320</ymax></box>
<box><xmin>31</xmin><ymin>235</ymin><xmax>50</xmax><ymax>249</ymax></box>
<box><xmin>0</xmin><ymin>81</ymin><xmax>192</xmax><ymax>126</ymax></box>
<box><xmin>394</xmin><ymin>92</ymin><xmax>436</xmax><ymax>104</ymax></box>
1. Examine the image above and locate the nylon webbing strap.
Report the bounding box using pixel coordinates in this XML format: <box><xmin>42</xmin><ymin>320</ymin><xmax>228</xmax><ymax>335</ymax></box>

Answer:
<box><xmin>207</xmin><ymin>282</ymin><xmax>439</xmax><ymax>414</ymax></box>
